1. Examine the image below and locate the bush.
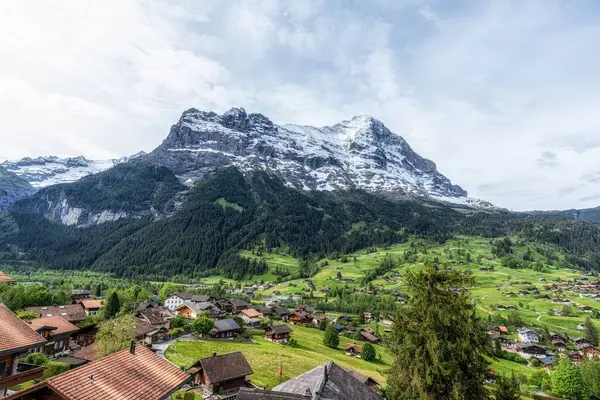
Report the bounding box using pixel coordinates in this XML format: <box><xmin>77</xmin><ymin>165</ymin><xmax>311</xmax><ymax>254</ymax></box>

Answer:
<box><xmin>43</xmin><ymin>362</ymin><xmax>71</xmax><ymax>379</ymax></box>
<box><xmin>171</xmin><ymin>327</ymin><xmax>185</xmax><ymax>337</ymax></box>
<box><xmin>192</xmin><ymin>316</ymin><xmax>214</xmax><ymax>337</ymax></box>
<box><xmin>362</xmin><ymin>343</ymin><xmax>376</xmax><ymax>362</ymax></box>
<box><xmin>529</xmin><ymin>357</ymin><xmax>541</xmax><ymax>367</ymax></box>
<box><xmin>170</xmin><ymin>315</ymin><xmax>187</xmax><ymax>329</ymax></box>
<box><xmin>24</xmin><ymin>353</ymin><xmax>47</xmax><ymax>366</ymax></box>
<box><xmin>323</xmin><ymin>325</ymin><xmax>340</xmax><ymax>349</ymax></box>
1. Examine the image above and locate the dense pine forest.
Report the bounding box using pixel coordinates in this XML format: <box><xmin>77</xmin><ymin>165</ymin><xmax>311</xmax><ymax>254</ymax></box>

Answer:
<box><xmin>1</xmin><ymin>166</ymin><xmax>600</xmax><ymax>280</ymax></box>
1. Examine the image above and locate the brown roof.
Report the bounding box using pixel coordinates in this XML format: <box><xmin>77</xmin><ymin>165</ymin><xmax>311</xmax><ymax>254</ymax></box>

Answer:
<box><xmin>72</xmin><ymin>343</ymin><xmax>99</xmax><ymax>362</ymax></box>
<box><xmin>361</xmin><ymin>331</ymin><xmax>379</xmax><ymax>342</ymax></box>
<box><xmin>28</xmin><ymin>316</ymin><xmax>80</xmax><ymax>337</ymax></box>
<box><xmin>198</xmin><ymin>352</ymin><xmax>254</xmax><ymax>384</ymax></box>
<box><xmin>135</xmin><ymin>318</ymin><xmax>158</xmax><ymax>337</ymax></box>
<box><xmin>266</xmin><ymin>325</ymin><xmax>293</xmax><ymax>335</ymax></box>
<box><xmin>8</xmin><ymin>346</ymin><xmax>189</xmax><ymax>400</ymax></box>
<box><xmin>344</xmin><ymin>343</ymin><xmax>362</xmax><ymax>353</ymax></box>
<box><xmin>26</xmin><ymin>304</ymin><xmax>87</xmax><ymax>322</ymax></box>
<box><xmin>0</xmin><ymin>304</ymin><xmax>47</xmax><ymax>355</ymax></box>
<box><xmin>139</xmin><ymin>308</ymin><xmax>172</xmax><ymax>325</ymax></box>
<box><xmin>0</xmin><ymin>271</ymin><xmax>15</xmax><ymax>283</ymax></box>
<box><xmin>240</xmin><ymin>308</ymin><xmax>262</xmax><ymax>318</ymax></box>
<box><xmin>81</xmin><ymin>299</ymin><xmax>103</xmax><ymax>310</ymax></box>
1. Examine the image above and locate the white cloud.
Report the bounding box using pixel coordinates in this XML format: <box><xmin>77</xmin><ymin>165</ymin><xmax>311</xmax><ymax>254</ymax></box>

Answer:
<box><xmin>1</xmin><ymin>0</ymin><xmax>600</xmax><ymax>211</ymax></box>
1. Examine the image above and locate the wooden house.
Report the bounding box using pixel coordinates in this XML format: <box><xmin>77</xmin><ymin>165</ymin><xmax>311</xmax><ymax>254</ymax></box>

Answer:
<box><xmin>209</xmin><ymin>319</ymin><xmax>241</xmax><ymax>339</ymax></box>
<box><xmin>231</xmin><ymin>300</ymin><xmax>250</xmax><ymax>313</ymax></box>
<box><xmin>188</xmin><ymin>352</ymin><xmax>253</xmax><ymax>396</ymax></box>
<box><xmin>264</xmin><ymin>324</ymin><xmax>293</xmax><ymax>344</ymax></box>
<box><xmin>344</xmin><ymin>343</ymin><xmax>362</xmax><ymax>357</ymax></box>
<box><xmin>239</xmin><ymin>309</ymin><xmax>263</xmax><ymax>328</ymax></box>
<box><xmin>360</xmin><ymin>331</ymin><xmax>380</xmax><ymax>344</ymax></box>
<box><xmin>80</xmin><ymin>300</ymin><xmax>103</xmax><ymax>317</ymax></box>
<box><xmin>27</xmin><ymin>316</ymin><xmax>79</xmax><ymax>356</ymax></box>
<box><xmin>26</xmin><ymin>304</ymin><xmax>87</xmax><ymax>324</ymax></box>
<box><xmin>288</xmin><ymin>311</ymin><xmax>311</xmax><ymax>325</ymax></box>
<box><xmin>0</xmin><ymin>305</ymin><xmax>46</xmax><ymax>396</ymax></box>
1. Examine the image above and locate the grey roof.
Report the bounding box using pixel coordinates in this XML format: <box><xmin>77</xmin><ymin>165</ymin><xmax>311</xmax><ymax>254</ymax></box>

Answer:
<box><xmin>172</xmin><ymin>292</ymin><xmax>195</xmax><ymax>300</ymax></box>
<box><xmin>268</xmin><ymin>325</ymin><xmax>294</xmax><ymax>334</ymax></box>
<box><xmin>273</xmin><ymin>361</ymin><xmax>383</xmax><ymax>400</ymax></box>
<box><xmin>181</xmin><ymin>301</ymin><xmax>220</xmax><ymax>315</ymax></box>
<box><xmin>191</xmin><ymin>295</ymin><xmax>211</xmax><ymax>302</ymax></box>
<box><xmin>231</xmin><ymin>300</ymin><xmax>249</xmax><ymax>307</ymax></box>
<box><xmin>237</xmin><ymin>388</ymin><xmax>309</xmax><ymax>400</ymax></box>
<box><xmin>214</xmin><ymin>318</ymin><xmax>240</xmax><ymax>332</ymax></box>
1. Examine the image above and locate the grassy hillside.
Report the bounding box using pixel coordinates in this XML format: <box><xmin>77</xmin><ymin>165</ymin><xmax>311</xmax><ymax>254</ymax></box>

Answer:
<box><xmin>166</xmin><ymin>323</ymin><xmax>391</xmax><ymax>389</ymax></box>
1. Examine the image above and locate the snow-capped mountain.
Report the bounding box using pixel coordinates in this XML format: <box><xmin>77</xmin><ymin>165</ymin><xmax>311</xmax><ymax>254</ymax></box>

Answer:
<box><xmin>1</xmin><ymin>152</ymin><xmax>146</xmax><ymax>188</ymax></box>
<box><xmin>143</xmin><ymin>107</ymin><xmax>492</xmax><ymax>207</ymax></box>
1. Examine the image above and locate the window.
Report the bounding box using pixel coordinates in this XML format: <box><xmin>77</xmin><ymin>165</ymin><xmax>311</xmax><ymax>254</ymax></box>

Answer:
<box><xmin>0</xmin><ymin>361</ymin><xmax>6</xmax><ymax>375</ymax></box>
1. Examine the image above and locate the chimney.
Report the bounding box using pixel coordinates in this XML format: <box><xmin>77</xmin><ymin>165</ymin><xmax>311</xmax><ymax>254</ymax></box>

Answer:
<box><xmin>130</xmin><ymin>340</ymin><xmax>136</xmax><ymax>355</ymax></box>
<box><xmin>212</xmin><ymin>351</ymin><xmax>217</xmax><ymax>357</ymax></box>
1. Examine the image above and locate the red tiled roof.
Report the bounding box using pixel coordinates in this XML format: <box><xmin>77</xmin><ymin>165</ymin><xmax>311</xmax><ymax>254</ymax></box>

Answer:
<box><xmin>11</xmin><ymin>346</ymin><xmax>189</xmax><ymax>399</ymax></box>
<box><xmin>28</xmin><ymin>316</ymin><xmax>80</xmax><ymax>336</ymax></box>
<box><xmin>72</xmin><ymin>343</ymin><xmax>99</xmax><ymax>362</ymax></box>
<box><xmin>26</xmin><ymin>304</ymin><xmax>87</xmax><ymax>322</ymax></box>
<box><xmin>0</xmin><ymin>304</ymin><xmax>46</xmax><ymax>355</ymax></box>
<box><xmin>81</xmin><ymin>299</ymin><xmax>103</xmax><ymax>310</ymax></box>
<box><xmin>0</xmin><ymin>271</ymin><xmax>15</xmax><ymax>283</ymax></box>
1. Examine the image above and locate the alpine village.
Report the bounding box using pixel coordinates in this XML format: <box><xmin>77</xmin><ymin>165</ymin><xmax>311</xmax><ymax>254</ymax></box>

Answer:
<box><xmin>3</xmin><ymin>3</ymin><xmax>600</xmax><ymax>400</ymax></box>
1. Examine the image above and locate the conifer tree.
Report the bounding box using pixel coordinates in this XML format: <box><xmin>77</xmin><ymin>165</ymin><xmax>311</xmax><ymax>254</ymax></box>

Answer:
<box><xmin>551</xmin><ymin>355</ymin><xmax>585</xmax><ymax>400</ymax></box>
<box><xmin>104</xmin><ymin>291</ymin><xmax>120</xmax><ymax>319</ymax></box>
<box><xmin>493</xmin><ymin>373</ymin><xmax>521</xmax><ymax>400</ymax></box>
<box><xmin>584</xmin><ymin>316</ymin><xmax>599</xmax><ymax>347</ymax></box>
<box><xmin>323</xmin><ymin>325</ymin><xmax>339</xmax><ymax>349</ymax></box>
<box><xmin>386</xmin><ymin>267</ymin><xmax>492</xmax><ymax>400</ymax></box>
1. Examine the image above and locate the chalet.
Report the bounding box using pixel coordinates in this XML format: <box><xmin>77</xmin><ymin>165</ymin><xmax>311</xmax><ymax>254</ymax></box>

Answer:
<box><xmin>239</xmin><ymin>308</ymin><xmax>263</xmax><ymax>328</ymax></box>
<box><xmin>0</xmin><ymin>271</ymin><xmax>15</xmax><ymax>284</ymax></box>
<box><xmin>360</xmin><ymin>331</ymin><xmax>380</xmax><ymax>344</ymax></box>
<box><xmin>582</xmin><ymin>347</ymin><xmax>600</xmax><ymax>359</ymax></box>
<box><xmin>517</xmin><ymin>328</ymin><xmax>540</xmax><ymax>343</ymax></box>
<box><xmin>568</xmin><ymin>351</ymin><xmax>584</xmax><ymax>364</ymax></box>
<box><xmin>489</xmin><ymin>334</ymin><xmax>514</xmax><ymax>348</ymax></box>
<box><xmin>549</xmin><ymin>332</ymin><xmax>567</xmax><ymax>343</ymax></box>
<box><xmin>80</xmin><ymin>299</ymin><xmax>103</xmax><ymax>317</ymax></box>
<box><xmin>191</xmin><ymin>295</ymin><xmax>213</xmax><ymax>303</ymax></box>
<box><xmin>333</xmin><ymin>323</ymin><xmax>345</xmax><ymax>333</ymax></box>
<box><xmin>176</xmin><ymin>302</ymin><xmax>221</xmax><ymax>319</ymax></box>
<box><xmin>295</xmin><ymin>305</ymin><xmax>314</xmax><ymax>313</ymax></box>
<box><xmin>344</xmin><ymin>343</ymin><xmax>362</xmax><ymax>357</ymax></box>
<box><xmin>312</xmin><ymin>315</ymin><xmax>329</xmax><ymax>326</ymax></box>
<box><xmin>265</xmin><ymin>324</ymin><xmax>294</xmax><ymax>344</ymax></box>
<box><xmin>137</xmin><ymin>307</ymin><xmax>173</xmax><ymax>330</ymax></box>
<box><xmin>289</xmin><ymin>311</ymin><xmax>312</xmax><ymax>325</ymax></box>
<box><xmin>28</xmin><ymin>316</ymin><xmax>79</xmax><ymax>356</ymax></box>
<box><xmin>539</xmin><ymin>356</ymin><xmax>554</xmax><ymax>369</ymax></box>
<box><xmin>576</xmin><ymin>338</ymin><xmax>593</xmax><ymax>350</ymax></box>
<box><xmin>362</xmin><ymin>327</ymin><xmax>375</xmax><ymax>335</ymax></box>
<box><xmin>336</xmin><ymin>315</ymin><xmax>353</xmax><ymax>324</ymax></box>
<box><xmin>259</xmin><ymin>307</ymin><xmax>273</xmax><ymax>318</ymax></box>
<box><xmin>0</xmin><ymin>305</ymin><xmax>47</xmax><ymax>397</ymax></box>
<box><xmin>4</xmin><ymin>344</ymin><xmax>189</xmax><ymax>400</ymax></box>
<box><xmin>165</xmin><ymin>292</ymin><xmax>194</xmax><ymax>311</ymax></box>
<box><xmin>362</xmin><ymin>312</ymin><xmax>374</xmax><ymax>323</ymax></box>
<box><xmin>73</xmin><ymin>324</ymin><xmax>97</xmax><ymax>348</ymax></box>
<box><xmin>345</xmin><ymin>325</ymin><xmax>357</xmax><ymax>333</ymax></box>
<box><xmin>215</xmin><ymin>299</ymin><xmax>233</xmax><ymax>313</ymax></box>
<box><xmin>209</xmin><ymin>319</ymin><xmax>241</xmax><ymax>339</ymax></box>
<box><xmin>271</xmin><ymin>361</ymin><xmax>383</xmax><ymax>400</ymax></box>
<box><xmin>515</xmin><ymin>343</ymin><xmax>548</xmax><ymax>358</ymax></box>
<box><xmin>188</xmin><ymin>352</ymin><xmax>253</xmax><ymax>396</ymax></box>
<box><xmin>274</xmin><ymin>307</ymin><xmax>290</xmax><ymax>321</ymax></box>
<box><xmin>231</xmin><ymin>299</ymin><xmax>250</xmax><ymax>313</ymax></box>
<box><xmin>26</xmin><ymin>304</ymin><xmax>87</xmax><ymax>323</ymax></box>
<box><xmin>578</xmin><ymin>305</ymin><xmax>593</xmax><ymax>312</ymax></box>
<box><xmin>135</xmin><ymin>318</ymin><xmax>168</xmax><ymax>345</ymax></box>
<box><xmin>488</xmin><ymin>326</ymin><xmax>508</xmax><ymax>335</ymax></box>
<box><xmin>71</xmin><ymin>289</ymin><xmax>91</xmax><ymax>301</ymax></box>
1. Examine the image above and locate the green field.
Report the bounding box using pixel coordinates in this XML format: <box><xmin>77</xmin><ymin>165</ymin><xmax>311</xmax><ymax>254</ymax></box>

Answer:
<box><xmin>165</xmin><ymin>324</ymin><xmax>391</xmax><ymax>389</ymax></box>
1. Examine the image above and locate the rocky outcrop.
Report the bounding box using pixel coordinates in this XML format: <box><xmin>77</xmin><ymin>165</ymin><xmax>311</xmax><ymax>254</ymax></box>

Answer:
<box><xmin>0</xmin><ymin>167</ymin><xmax>35</xmax><ymax>211</ymax></box>
<box><xmin>142</xmin><ymin>107</ymin><xmax>471</xmax><ymax>201</ymax></box>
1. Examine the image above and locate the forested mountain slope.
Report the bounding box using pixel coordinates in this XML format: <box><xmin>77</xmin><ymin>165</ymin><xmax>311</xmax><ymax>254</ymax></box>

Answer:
<box><xmin>2</xmin><ymin>166</ymin><xmax>600</xmax><ymax>280</ymax></box>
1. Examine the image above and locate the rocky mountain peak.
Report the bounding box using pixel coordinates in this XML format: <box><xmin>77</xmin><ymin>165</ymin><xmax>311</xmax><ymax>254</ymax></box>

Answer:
<box><xmin>142</xmin><ymin>106</ymin><xmax>481</xmax><ymax>205</ymax></box>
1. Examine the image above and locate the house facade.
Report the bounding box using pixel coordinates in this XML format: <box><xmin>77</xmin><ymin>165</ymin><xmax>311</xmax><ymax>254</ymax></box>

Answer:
<box><xmin>517</xmin><ymin>328</ymin><xmax>540</xmax><ymax>343</ymax></box>
<box><xmin>28</xmin><ymin>316</ymin><xmax>80</xmax><ymax>356</ymax></box>
<box><xmin>80</xmin><ymin>300</ymin><xmax>103</xmax><ymax>317</ymax></box>
<box><xmin>189</xmin><ymin>352</ymin><xmax>253</xmax><ymax>396</ymax></box>
<box><xmin>0</xmin><ymin>305</ymin><xmax>47</xmax><ymax>397</ymax></box>
<box><xmin>209</xmin><ymin>319</ymin><xmax>241</xmax><ymax>339</ymax></box>
<box><xmin>265</xmin><ymin>325</ymin><xmax>293</xmax><ymax>344</ymax></box>
<box><xmin>165</xmin><ymin>292</ymin><xmax>194</xmax><ymax>311</ymax></box>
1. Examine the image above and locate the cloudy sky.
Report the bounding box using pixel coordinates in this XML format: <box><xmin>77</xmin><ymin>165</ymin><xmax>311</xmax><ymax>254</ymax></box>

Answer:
<box><xmin>1</xmin><ymin>0</ymin><xmax>600</xmax><ymax>211</ymax></box>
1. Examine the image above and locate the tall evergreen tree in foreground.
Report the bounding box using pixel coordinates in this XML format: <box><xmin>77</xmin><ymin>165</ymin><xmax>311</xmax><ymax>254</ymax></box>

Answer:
<box><xmin>493</xmin><ymin>373</ymin><xmax>521</xmax><ymax>400</ymax></box>
<box><xmin>386</xmin><ymin>267</ymin><xmax>492</xmax><ymax>400</ymax></box>
<box><xmin>584</xmin><ymin>316</ymin><xmax>599</xmax><ymax>347</ymax></box>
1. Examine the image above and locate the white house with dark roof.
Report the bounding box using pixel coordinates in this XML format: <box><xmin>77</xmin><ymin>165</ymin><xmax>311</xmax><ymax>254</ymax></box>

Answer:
<box><xmin>517</xmin><ymin>328</ymin><xmax>540</xmax><ymax>343</ymax></box>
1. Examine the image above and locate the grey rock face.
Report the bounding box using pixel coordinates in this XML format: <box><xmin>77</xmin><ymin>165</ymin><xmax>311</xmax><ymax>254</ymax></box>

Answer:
<box><xmin>142</xmin><ymin>107</ymin><xmax>469</xmax><ymax>200</ymax></box>
<box><xmin>0</xmin><ymin>167</ymin><xmax>35</xmax><ymax>211</ymax></box>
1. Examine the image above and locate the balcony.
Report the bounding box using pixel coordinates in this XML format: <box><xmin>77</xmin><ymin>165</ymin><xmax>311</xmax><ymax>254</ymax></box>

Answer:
<box><xmin>0</xmin><ymin>363</ymin><xmax>45</xmax><ymax>389</ymax></box>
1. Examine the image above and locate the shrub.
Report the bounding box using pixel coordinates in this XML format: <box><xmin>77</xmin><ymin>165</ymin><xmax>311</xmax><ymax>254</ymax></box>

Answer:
<box><xmin>24</xmin><ymin>353</ymin><xmax>47</xmax><ymax>366</ymax></box>
<box><xmin>323</xmin><ymin>325</ymin><xmax>340</xmax><ymax>349</ymax></box>
<box><xmin>362</xmin><ymin>343</ymin><xmax>376</xmax><ymax>362</ymax></box>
